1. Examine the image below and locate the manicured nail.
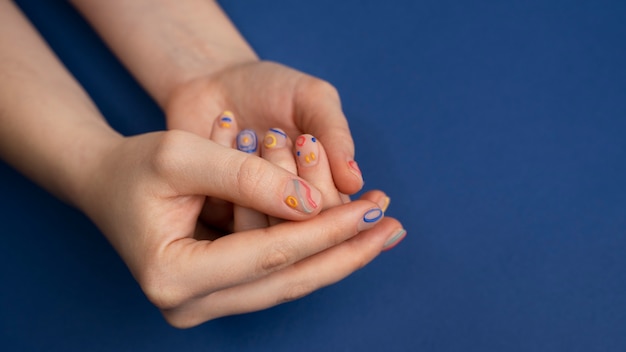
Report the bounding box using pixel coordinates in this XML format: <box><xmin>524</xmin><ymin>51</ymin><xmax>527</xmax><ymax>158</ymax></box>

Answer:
<box><xmin>237</xmin><ymin>129</ymin><xmax>258</xmax><ymax>154</ymax></box>
<box><xmin>264</xmin><ymin>128</ymin><xmax>287</xmax><ymax>149</ymax></box>
<box><xmin>219</xmin><ymin>110</ymin><xmax>234</xmax><ymax>129</ymax></box>
<box><xmin>348</xmin><ymin>159</ymin><xmax>364</xmax><ymax>183</ymax></box>
<box><xmin>381</xmin><ymin>196</ymin><xmax>391</xmax><ymax>213</ymax></box>
<box><xmin>382</xmin><ymin>229</ymin><xmax>407</xmax><ymax>251</ymax></box>
<box><xmin>283</xmin><ymin>179</ymin><xmax>322</xmax><ymax>214</ymax></box>
<box><xmin>295</xmin><ymin>134</ymin><xmax>319</xmax><ymax>167</ymax></box>
<box><xmin>357</xmin><ymin>208</ymin><xmax>384</xmax><ymax>231</ymax></box>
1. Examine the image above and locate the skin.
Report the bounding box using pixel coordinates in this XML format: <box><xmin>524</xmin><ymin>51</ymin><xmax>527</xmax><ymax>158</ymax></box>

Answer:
<box><xmin>0</xmin><ymin>1</ymin><xmax>405</xmax><ymax>328</ymax></box>
<box><xmin>70</xmin><ymin>0</ymin><xmax>365</xmax><ymax>196</ymax></box>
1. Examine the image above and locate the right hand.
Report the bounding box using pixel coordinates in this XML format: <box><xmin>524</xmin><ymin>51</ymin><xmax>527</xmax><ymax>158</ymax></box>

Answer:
<box><xmin>80</xmin><ymin>130</ymin><xmax>403</xmax><ymax>328</ymax></box>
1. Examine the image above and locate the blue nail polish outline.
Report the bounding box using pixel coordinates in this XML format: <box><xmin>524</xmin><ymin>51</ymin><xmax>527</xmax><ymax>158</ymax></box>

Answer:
<box><xmin>363</xmin><ymin>208</ymin><xmax>383</xmax><ymax>223</ymax></box>
<box><xmin>269</xmin><ymin>128</ymin><xmax>287</xmax><ymax>138</ymax></box>
<box><xmin>237</xmin><ymin>129</ymin><xmax>258</xmax><ymax>153</ymax></box>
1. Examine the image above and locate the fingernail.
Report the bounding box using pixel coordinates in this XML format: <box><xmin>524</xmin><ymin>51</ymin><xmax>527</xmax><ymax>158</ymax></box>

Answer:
<box><xmin>219</xmin><ymin>110</ymin><xmax>234</xmax><ymax>129</ymax></box>
<box><xmin>264</xmin><ymin>128</ymin><xmax>287</xmax><ymax>149</ymax></box>
<box><xmin>348</xmin><ymin>159</ymin><xmax>363</xmax><ymax>182</ymax></box>
<box><xmin>382</xmin><ymin>229</ymin><xmax>407</xmax><ymax>251</ymax></box>
<box><xmin>380</xmin><ymin>196</ymin><xmax>391</xmax><ymax>213</ymax></box>
<box><xmin>295</xmin><ymin>134</ymin><xmax>319</xmax><ymax>167</ymax></box>
<box><xmin>357</xmin><ymin>208</ymin><xmax>384</xmax><ymax>231</ymax></box>
<box><xmin>237</xmin><ymin>129</ymin><xmax>258</xmax><ymax>154</ymax></box>
<box><xmin>283</xmin><ymin>179</ymin><xmax>322</xmax><ymax>214</ymax></box>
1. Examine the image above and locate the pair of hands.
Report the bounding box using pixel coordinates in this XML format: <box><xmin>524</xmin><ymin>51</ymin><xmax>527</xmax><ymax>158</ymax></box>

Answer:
<box><xmin>81</xmin><ymin>61</ymin><xmax>404</xmax><ymax>328</ymax></box>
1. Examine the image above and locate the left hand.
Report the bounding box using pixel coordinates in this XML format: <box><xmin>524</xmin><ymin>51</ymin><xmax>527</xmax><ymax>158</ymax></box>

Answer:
<box><xmin>165</xmin><ymin>61</ymin><xmax>365</xmax><ymax>197</ymax></box>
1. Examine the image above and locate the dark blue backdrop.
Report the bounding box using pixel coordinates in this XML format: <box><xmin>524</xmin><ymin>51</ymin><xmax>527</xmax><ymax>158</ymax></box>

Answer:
<box><xmin>2</xmin><ymin>0</ymin><xmax>625</xmax><ymax>351</ymax></box>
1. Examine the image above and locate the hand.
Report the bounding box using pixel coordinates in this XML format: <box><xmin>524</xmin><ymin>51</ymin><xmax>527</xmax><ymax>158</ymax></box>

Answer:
<box><xmin>165</xmin><ymin>61</ymin><xmax>365</xmax><ymax>197</ymax></box>
<box><xmin>80</xmin><ymin>130</ymin><xmax>404</xmax><ymax>328</ymax></box>
<box><xmin>208</xmin><ymin>110</ymin><xmax>359</xmax><ymax>230</ymax></box>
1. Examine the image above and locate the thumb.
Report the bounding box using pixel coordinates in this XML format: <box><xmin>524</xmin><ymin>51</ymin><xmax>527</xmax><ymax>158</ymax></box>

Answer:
<box><xmin>294</xmin><ymin>78</ymin><xmax>364</xmax><ymax>195</ymax></box>
<box><xmin>156</xmin><ymin>130</ymin><xmax>323</xmax><ymax>220</ymax></box>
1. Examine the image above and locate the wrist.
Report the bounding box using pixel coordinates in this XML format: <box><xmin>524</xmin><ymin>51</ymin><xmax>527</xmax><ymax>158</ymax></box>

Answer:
<box><xmin>62</xmin><ymin>122</ymin><xmax>124</xmax><ymax>212</ymax></box>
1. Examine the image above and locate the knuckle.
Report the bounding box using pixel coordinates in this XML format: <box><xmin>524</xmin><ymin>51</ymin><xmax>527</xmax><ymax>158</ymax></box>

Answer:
<box><xmin>139</xmin><ymin>269</ymin><xmax>187</xmax><ymax>311</ymax></box>
<box><xmin>258</xmin><ymin>241</ymin><xmax>294</xmax><ymax>273</ymax></box>
<box><xmin>149</xmin><ymin>130</ymin><xmax>188</xmax><ymax>177</ymax></box>
<box><xmin>161</xmin><ymin>311</ymin><xmax>205</xmax><ymax>330</ymax></box>
<box><xmin>296</xmin><ymin>76</ymin><xmax>340</xmax><ymax>103</ymax></box>
<box><xmin>308</xmin><ymin>77</ymin><xmax>339</xmax><ymax>97</ymax></box>
<box><xmin>233</xmin><ymin>155</ymin><xmax>268</xmax><ymax>198</ymax></box>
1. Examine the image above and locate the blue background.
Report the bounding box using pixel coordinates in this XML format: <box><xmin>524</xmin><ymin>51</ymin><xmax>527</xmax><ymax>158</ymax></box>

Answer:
<box><xmin>2</xmin><ymin>0</ymin><xmax>625</xmax><ymax>351</ymax></box>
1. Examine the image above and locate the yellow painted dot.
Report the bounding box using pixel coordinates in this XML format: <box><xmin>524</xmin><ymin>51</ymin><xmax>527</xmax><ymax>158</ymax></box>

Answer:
<box><xmin>264</xmin><ymin>134</ymin><xmax>277</xmax><ymax>148</ymax></box>
<box><xmin>220</xmin><ymin>122</ymin><xmax>231</xmax><ymax>128</ymax></box>
<box><xmin>310</xmin><ymin>152</ymin><xmax>316</xmax><ymax>161</ymax></box>
<box><xmin>285</xmin><ymin>196</ymin><xmax>298</xmax><ymax>208</ymax></box>
<box><xmin>305</xmin><ymin>155</ymin><xmax>311</xmax><ymax>163</ymax></box>
<box><xmin>243</xmin><ymin>137</ymin><xmax>250</xmax><ymax>144</ymax></box>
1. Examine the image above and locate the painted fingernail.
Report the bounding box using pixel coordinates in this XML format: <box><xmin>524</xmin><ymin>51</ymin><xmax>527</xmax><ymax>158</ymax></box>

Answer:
<box><xmin>348</xmin><ymin>160</ymin><xmax>363</xmax><ymax>181</ymax></box>
<box><xmin>219</xmin><ymin>110</ymin><xmax>234</xmax><ymax>129</ymax></box>
<box><xmin>264</xmin><ymin>128</ymin><xmax>287</xmax><ymax>149</ymax></box>
<box><xmin>237</xmin><ymin>129</ymin><xmax>258</xmax><ymax>154</ymax></box>
<box><xmin>382</xmin><ymin>229</ymin><xmax>407</xmax><ymax>251</ymax></box>
<box><xmin>381</xmin><ymin>196</ymin><xmax>391</xmax><ymax>213</ymax></box>
<box><xmin>295</xmin><ymin>134</ymin><xmax>319</xmax><ymax>167</ymax></box>
<box><xmin>357</xmin><ymin>208</ymin><xmax>384</xmax><ymax>231</ymax></box>
<box><xmin>283</xmin><ymin>179</ymin><xmax>322</xmax><ymax>214</ymax></box>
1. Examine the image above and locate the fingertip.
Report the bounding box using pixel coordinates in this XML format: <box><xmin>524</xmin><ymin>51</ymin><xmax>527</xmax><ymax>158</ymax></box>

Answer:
<box><xmin>359</xmin><ymin>190</ymin><xmax>389</xmax><ymax>211</ymax></box>
<box><xmin>236</xmin><ymin>129</ymin><xmax>259</xmax><ymax>155</ymax></box>
<box><xmin>328</xmin><ymin>156</ymin><xmax>365</xmax><ymax>195</ymax></box>
<box><xmin>211</xmin><ymin>110</ymin><xmax>240</xmax><ymax>148</ymax></box>
<box><xmin>281</xmin><ymin>178</ymin><xmax>324</xmax><ymax>219</ymax></box>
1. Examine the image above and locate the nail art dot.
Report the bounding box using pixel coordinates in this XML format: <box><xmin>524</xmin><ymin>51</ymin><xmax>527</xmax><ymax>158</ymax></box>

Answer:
<box><xmin>363</xmin><ymin>208</ymin><xmax>383</xmax><ymax>223</ymax></box>
<box><xmin>304</xmin><ymin>152</ymin><xmax>316</xmax><ymax>164</ymax></box>
<box><xmin>311</xmin><ymin>137</ymin><xmax>316</xmax><ymax>142</ymax></box>
<box><xmin>296</xmin><ymin>135</ymin><xmax>306</xmax><ymax>147</ymax></box>
<box><xmin>297</xmin><ymin>151</ymin><xmax>301</xmax><ymax>156</ymax></box>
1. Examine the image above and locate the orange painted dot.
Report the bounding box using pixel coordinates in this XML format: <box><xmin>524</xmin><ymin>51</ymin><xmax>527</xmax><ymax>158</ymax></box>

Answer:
<box><xmin>264</xmin><ymin>134</ymin><xmax>277</xmax><ymax>148</ymax></box>
<box><xmin>285</xmin><ymin>196</ymin><xmax>298</xmax><ymax>208</ymax></box>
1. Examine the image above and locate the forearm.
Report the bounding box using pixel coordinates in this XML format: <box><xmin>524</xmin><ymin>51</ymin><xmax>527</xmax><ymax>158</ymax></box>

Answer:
<box><xmin>0</xmin><ymin>2</ymin><xmax>121</xmax><ymax>207</ymax></box>
<box><xmin>70</xmin><ymin>0</ymin><xmax>259</xmax><ymax>108</ymax></box>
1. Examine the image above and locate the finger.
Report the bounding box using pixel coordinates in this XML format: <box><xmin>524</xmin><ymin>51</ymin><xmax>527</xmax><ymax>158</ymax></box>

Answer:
<box><xmin>234</xmin><ymin>128</ymin><xmax>269</xmax><ymax>231</ymax></box>
<box><xmin>156</xmin><ymin>197</ymin><xmax>386</xmax><ymax>308</ymax></box>
<box><xmin>162</xmin><ymin>216</ymin><xmax>406</xmax><ymax>326</ymax></box>
<box><xmin>294</xmin><ymin>78</ymin><xmax>364</xmax><ymax>195</ymax></box>
<box><xmin>261</xmin><ymin>128</ymin><xmax>297</xmax><ymax>175</ymax></box>
<box><xmin>199</xmin><ymin>110</ymin><xmax>239</xmax><ymax>231</ymax></box>
<box><xmin>261</xmin><ymin>128</ymin><xmax>296</xmax><ymax>225</ymax></box>
<box><xmin>210</xmin><ymin>110</ymin><xmax>239</xmax><ymax>147</ymax></box>
<box><xmin>294</xmin><ymin>134</ymin><xmax>343</xmax><ymax>208</ymax></box>
<box><xmin>358</xmin><ymin>190</ymin><xmax>390</xmax><ymax>213</ymax></box>
<box><xmin>156</xmin><ymin>130</ymin><xmax>323</xmax><ymax>220</ymax></box>
<box><xmin>200</xmin><ymin>110</ymin><xmax>241</xmax><ymax>231</ymax></box>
